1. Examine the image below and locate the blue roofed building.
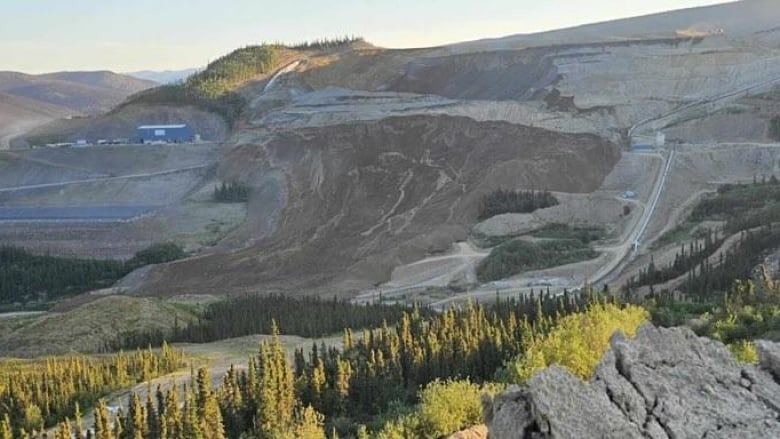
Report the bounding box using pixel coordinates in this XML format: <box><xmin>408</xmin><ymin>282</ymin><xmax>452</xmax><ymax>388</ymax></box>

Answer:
<box><xmin>136</xmin><ymin>124</ymin><xmax>194</xmax><ymax>144</ymax></box>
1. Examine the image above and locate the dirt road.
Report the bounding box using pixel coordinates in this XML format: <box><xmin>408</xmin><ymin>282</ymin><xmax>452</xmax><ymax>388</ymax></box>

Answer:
<box><xmin>0</xmin><ymin>164</ymin><xmax>209</xmax><ymax>193</ymax></box>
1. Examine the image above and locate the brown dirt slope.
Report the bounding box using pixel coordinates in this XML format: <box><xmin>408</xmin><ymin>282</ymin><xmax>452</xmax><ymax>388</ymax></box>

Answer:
<box><xmin>297</xmin><ymin>47</ymin><xmax>555</xmax><ymax>102</ymax></box>
<box><xmin>137</xmin><ymin>115</ymin><xmax>620</xmax><ymax>297</ymax></box>
<box><xmin>387</xmin><ymin>49</ymin><xmax>556</xmax><ymax>101</ymax></box>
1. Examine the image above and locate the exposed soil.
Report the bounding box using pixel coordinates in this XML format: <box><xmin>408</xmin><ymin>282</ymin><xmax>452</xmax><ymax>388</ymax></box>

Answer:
<box><xmin>136</xmin><ymin>115</ymin><xmax>620</xmax><ymax>298</ymax></box>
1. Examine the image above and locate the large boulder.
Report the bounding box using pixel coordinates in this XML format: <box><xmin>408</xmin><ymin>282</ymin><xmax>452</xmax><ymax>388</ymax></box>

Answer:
<box><xmin>486</xmin><ymin>325</ymin><xmax>780</xmax><ymax>438</ymax></box>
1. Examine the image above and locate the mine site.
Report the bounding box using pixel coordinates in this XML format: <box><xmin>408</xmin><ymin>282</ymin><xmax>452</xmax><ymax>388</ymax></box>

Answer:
<box><xmin>4</xmin><ymin>1</ymin><xmax>780</xmax><ymax>438</ymax></box>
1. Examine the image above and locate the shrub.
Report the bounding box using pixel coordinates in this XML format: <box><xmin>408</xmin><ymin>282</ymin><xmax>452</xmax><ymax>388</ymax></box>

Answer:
<box><xmin>505</xmin><ymin>303</ymin><xmax>649</xmax><ymax>382</ymax></box>
<box><xmin>417</xmin><ymin>380</ymin><xmax>504</xmax><ymax>438</ymax></box>
<box><xmin>376</xmin><ymin>380</ymin><xmax>504</xmax><ymax>439</ymax></box>
<box><xmin>728</xmin><ymin>341</ymin><xmax>759</xmax><ymax>365</ymax></box>
<box><xmin>130</xmin><ymin>242</ymin><xmax>185</xmax><ymax>266</ymax></box>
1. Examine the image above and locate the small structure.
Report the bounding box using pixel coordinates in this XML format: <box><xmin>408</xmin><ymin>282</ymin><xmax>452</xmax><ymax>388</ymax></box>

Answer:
<box><xmin>631</xmin><ymin>144</ymin><xmax>655</xmax><ymax>152</ymax></box>
<box><xmin>655</xmin><ymin>131</ymin><xmax>666</xmax><ymax>147</ymax></box>
<box><xmin>136</xmin><ymin>124</ymin><xmax>193</xmax><ymax>144</ymax></box>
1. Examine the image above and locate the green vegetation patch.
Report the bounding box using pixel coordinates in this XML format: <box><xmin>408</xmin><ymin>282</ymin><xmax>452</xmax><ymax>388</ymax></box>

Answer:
<box><xmin>477</xmin><ymin>238</ymin><xmax>599</xmax><ymax>283</ymax></box>
<box><xmin>0</xmin><ymin>243</ymin><xmax>185</xmax><ymax>308</ymax></box>
<box><xmin>478</xmin><ymin>189</ymin><xmax>559</xmax><ymax>220</ymax></box>
<box><xmin>503</xmin><ymin>303</ymin><xmax>648</xmax><ymax>382</ymax></box>
<box><xmin>650</xmin><ymin>277</ymin><xmax>780</xmax><ymax>348</ymax></box>
<box><xmin>529</xmin><ymin>223</ymin><xmax>606</xmax><ymax>243</ymax></box>
<box><xmin>692</xmin><ymin>179</ymin><xmax>780</xmax><ymax>226</ymax></box>
<box><xmin>652</xmin><ymin>221</ymin><xmax>699</xmax><ymax>250</ymax></box>
<box><xmin>111</xmin><ymin>294</ymin><xmax>431</xmax><ymax>350</ymax></box>
<box><xmin>120</xmin><ymin>45</ymin><xmax>283</xmax><ymax>124</ymax></box>
<box><xmin>213</xmin><ymin>181</ymin><xmax>250</xmax><ymax>203</ymax></box>
<box><xmin>0</xmin><ymin>344</ymin><xmax>186</xmax><ymax>434</ymax></box>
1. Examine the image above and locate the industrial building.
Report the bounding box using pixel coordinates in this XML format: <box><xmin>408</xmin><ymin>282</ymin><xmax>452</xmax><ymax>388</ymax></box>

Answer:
<box><xmin>136</xmin><ymin>124</ymin><xmax>194</xmax><ymax>144</ymax></box>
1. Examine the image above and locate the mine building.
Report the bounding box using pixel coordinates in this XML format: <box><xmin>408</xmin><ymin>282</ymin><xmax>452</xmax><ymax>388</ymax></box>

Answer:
<box><xmin>136</xmin><ymin>124</ymin><xmax>194</xmax><ymax>144</ymax></box>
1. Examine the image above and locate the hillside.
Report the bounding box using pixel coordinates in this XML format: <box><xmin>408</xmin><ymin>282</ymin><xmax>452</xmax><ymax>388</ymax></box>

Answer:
<box><xmin>453</xmin><ymin>0</ymin><xmax>780</xmax><ymax>51</ymax></box>
<box><xmin>0</xmin><ymin>70</ymin><xmax>155</xmax><ymax>115</ymax></box>
<box><xmin>0</xmin><ymin>92</ymin><xmax>72</xmax><ymax>143</ymax></box>
<box><xmin>4</xmin><ymin>1</ymin><xmax>780</xmax><ymax>303</ymax></box>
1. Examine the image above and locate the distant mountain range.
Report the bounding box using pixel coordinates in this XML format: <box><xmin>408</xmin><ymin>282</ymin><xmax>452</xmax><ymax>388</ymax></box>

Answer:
<box><xmin>0</xmin><ymin>70</ymin><xmax>156</xmax><ymax>116</ymax></box>
<box><xmin>126</xmin><ymin>68</ymin><xmax>200</xmax><ymax>85</ymax></box>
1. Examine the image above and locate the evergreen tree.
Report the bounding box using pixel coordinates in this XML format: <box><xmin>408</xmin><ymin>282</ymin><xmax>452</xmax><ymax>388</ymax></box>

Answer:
<box><xmin>94</xmin><ymin>401</ymin><xmax>114</xmax><ymax>439</ymax></box>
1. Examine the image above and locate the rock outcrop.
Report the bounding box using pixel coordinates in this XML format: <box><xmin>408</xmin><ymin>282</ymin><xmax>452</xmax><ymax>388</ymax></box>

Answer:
<box><xmin>486</xmin><ymin>325</ymin><xmax>780</xmax><ymax>438</ymax></box>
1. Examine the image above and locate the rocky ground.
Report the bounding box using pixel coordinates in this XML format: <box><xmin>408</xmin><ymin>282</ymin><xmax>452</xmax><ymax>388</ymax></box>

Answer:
<box><xmin>486</xmin><ymin>324</ymin><xmax>780</xmax><ymax>438</ymax></box>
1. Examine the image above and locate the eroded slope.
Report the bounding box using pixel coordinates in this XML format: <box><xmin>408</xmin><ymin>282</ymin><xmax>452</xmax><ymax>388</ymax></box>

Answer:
<box><xmin>136</xmin><ymin>115</ymin><xmax>619</xmax><ymax>297</ymax></box>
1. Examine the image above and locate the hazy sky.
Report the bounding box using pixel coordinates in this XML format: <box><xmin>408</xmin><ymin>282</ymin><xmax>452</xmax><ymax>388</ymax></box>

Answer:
<box><xmin>2</xmin><ymin>0</ymin><xmax>728</xmax><ymax>74</ymax></box>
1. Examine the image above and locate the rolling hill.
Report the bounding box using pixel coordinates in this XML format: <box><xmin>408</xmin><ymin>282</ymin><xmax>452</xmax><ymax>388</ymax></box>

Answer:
<box><xmin>0</xmin><ymin>70</ymin><xmax>156</xmax><ymax>115</ymax></box>
<box><xmin>126</xmin><ymin>68</ymin><xmax>200</xmax><ymax>84</ymax></box>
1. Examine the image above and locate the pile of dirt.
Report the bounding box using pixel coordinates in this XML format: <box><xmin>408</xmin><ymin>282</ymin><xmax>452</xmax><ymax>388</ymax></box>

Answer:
<box><xmin>136</xmin><ymin>114</ymin><xmax>620</xmax><ymax>297</ymax></box>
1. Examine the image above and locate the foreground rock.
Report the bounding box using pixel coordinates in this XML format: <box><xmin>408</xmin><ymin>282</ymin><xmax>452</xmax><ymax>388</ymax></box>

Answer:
<box><xmin>486</xmin><ymin>325</ymin><xmax>780</xmax><ymax>438</ymax></box>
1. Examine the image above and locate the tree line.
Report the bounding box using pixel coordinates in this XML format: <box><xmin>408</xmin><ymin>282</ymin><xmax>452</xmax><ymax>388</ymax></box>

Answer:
<box><xmin>288</xmin><ymin>36</ymin><xmax>364</xmax><ymax>51</ymax></box>
<box><xmin>8</xmin><ymin>280</ymin><xmax>774</xmax><ymax>438</ymax></box>
<box><xmin>477</xmin><ymin>238</ymin><xmax>598</xmax><ymax>283</ymax></box>
<box><xmin>627</xmin><ymin>179</ymin><xmax>780</xmax><ymax>301</ymax></box>
<box><xmin>478</xmin><ymin>189</ymin><xmax>559</xmax><ymax>220</ymax></box>
<box><xmin>625</xmin><ymin>228</ymin><xmax>724</xmax><ymax>291</ymax></box>
<box><xmin>110</xmin><ymin>294</ymin><xmax>429</xmax><ymax>351</ymax></box>
<box><xmin>121</xmin><ymin>45</ymin><xmax>282</xmax><ymax>125</ymax></box>
<box><xmin>679</xmin><ymin>226</ymin><xmax>780</xmax><ymax>299</ymax></box>
<box><xmin>0</xmin><ymin>344</ymin><xmax>185</xmax><ymax>437</ymax></box>
<box><xmin>26</xmin><ymin>289</ymin><xmax>603</xmax><ymax>439</ymax></box>
<box><xmin>0</xmin><ymin>243</ymin><xmax>184</xmax><ymax>307</ymax></box>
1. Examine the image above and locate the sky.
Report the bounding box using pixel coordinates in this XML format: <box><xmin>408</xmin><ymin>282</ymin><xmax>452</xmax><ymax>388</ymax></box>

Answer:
<box><xmin>1</xmin><ymin>0</ymin><xmax>729</xmax><ymax>74</ymax></box>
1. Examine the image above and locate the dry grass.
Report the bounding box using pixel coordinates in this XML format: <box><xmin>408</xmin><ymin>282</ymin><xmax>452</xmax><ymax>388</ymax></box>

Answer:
<box><xmin>0</xmin><ymin>295</ymin><xmax>199</xmax><ymax>358</ymax></box>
